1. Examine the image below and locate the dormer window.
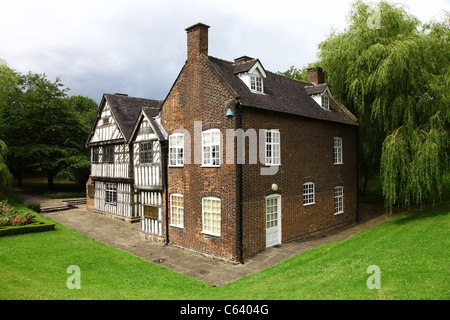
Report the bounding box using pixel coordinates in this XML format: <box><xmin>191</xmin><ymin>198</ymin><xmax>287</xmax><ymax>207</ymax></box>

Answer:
<box><xmin>322</xmin><ymin>95</ymin><xmax>330</xmax><ymax>110</ymax></box>
<box><xmin>251</xmin><ymin>75</ymin><xmax>263</xmax><ymax>92</ymax></box>
<box><xmin>305</xmin><ymin>83</ymin><xmax>332</xmax><ymax>111</ymax></box>
<box><xmin>234</xmin><ymin>57</ymin><xmax>267</xmax><ymax>94</ymax></box>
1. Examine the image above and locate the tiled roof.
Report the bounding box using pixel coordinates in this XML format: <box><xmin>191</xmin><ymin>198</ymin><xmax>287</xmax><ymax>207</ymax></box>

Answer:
<box><xmin>304</xmin><ymin>83</ymin><xmax>328</xmax><ymax>95</ymax></box>
<box><xmin>104</xmin><ymin>94</ymin><xmax>163</xmax><ymax>140</ymax></box>
<box><xmin>208</xmin><ymin>56</ymin><xmax>358</xmax><ymax>126</ymax></box>
<box><xmin>142</xmin><ymin>108</ymin><xmax>165</xmax><ymax>141</ymax></box>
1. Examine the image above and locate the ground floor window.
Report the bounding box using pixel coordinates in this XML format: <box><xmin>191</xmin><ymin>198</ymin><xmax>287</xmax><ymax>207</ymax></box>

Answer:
<box><xmin>303</xmin><ymin>182</ymin><xmax>315</xmax><ymax>206</ymax></box>
<box><xmin>334</xmin><ymin>186</ymin><xmax>344</xmax><ymax>214</ymax></box>
<box><xmin>105</xmin><ymin>183</ymin><xmax>117</xmax><ymax>204</ymax></box>
<box><xmin>202</xmin><ymin>197</ymin><xmax>221</xmax><ymax>236</ymax></box>
<box><xmin>170</xmin><ymin>194</ymin><xmax>184</xmax><ymax>228</ymax></box>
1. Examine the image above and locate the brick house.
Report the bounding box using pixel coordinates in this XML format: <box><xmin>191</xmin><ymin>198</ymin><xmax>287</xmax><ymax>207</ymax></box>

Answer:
<box><xmin>86</xmin><ymin>23</ymin><xmax>359</xmax><ymax>263</ymax></box>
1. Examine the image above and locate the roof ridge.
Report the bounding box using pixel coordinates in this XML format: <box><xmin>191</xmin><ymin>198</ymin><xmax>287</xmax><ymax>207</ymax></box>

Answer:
<box><xmin>105</xmin><ymin>93</ymin><xmax>161</xmax><ymax>102</ymax></box>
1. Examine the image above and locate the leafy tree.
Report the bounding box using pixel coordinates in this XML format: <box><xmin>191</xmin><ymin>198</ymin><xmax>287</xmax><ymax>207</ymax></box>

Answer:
<box><xmin>0</xmin><ymin>140</ymin><xmax>13</xmax><ymax>196</ymax></box>
<box><xmin>278</xmin><ymin>62</ymin><xmax>321</xmax><ymax>82</ymax></box>
<box><xmin>0</xmin><ymin>61</ymin><xmax>93</xmax><ymax>188</ymax></box>
<box><xmin>60</xmin><ymin>95</ymin><xmax>98</xmax><ymax>184</ymax></box>
<box><xmin>316</xmin><ymin>1</ymin><xmax>449</xmax><ymax>211</ymax></box>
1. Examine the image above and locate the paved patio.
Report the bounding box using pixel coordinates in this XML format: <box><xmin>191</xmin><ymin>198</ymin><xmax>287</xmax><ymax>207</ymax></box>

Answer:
<box><xmin>40</xmin><ymin>199</ymin><xmax>389</xmax><ymax>287</ymax></box>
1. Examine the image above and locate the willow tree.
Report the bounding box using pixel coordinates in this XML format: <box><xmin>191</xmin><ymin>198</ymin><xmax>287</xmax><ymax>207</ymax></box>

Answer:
<box><xmin>0</xmin><ymin>140</ymin><xmax>13</xmax><ymax>196</ymax></box>
<box><xmin>317</xmin><ymin>1</ymin><xmax>449</xmax><ymax>211</ymax></box>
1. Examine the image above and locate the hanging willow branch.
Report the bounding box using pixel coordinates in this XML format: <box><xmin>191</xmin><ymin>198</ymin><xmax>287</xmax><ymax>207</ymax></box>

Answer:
<box><xmin>0</xmin><ymin>140</ymin><xmax>13</xmax><ymax>196</ymax></box>
<box><xmin>318</xmin><ymin>1</ymin><xmax>449</xmax><ymax>211</ymax></box>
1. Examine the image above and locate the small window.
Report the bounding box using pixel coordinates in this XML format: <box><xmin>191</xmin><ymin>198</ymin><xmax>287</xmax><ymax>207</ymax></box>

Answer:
<box><xmin>322</xmin><ymin>95</ymin><xmax>330</xmax><ymax>110</ymax></box>
<box><xmin>265</xmin><ymin>130</ymin><xmax>280</xmax><ymax>165</ymax></box>
<box><xmin>202</xmin><ymin>129</ymin><xmax>221</xmax><ymax>167</ymax></box>
<box><xmin>333</xmin><ymin>137</ymin><xmax>343</xmax><ymax>164</ymax></box>
<box><xmin>102</xmin><ymin>117</ymin><xmax>110</xmax><ymax>125</ymax></box>
<box><xmin>334</xmin><ymin>186</ymin><xmax>344</xmax><ymax>214</ymax></box>
<box><xmin>169</xmin><ymin>134</ymin><xmax>184</xmax><ymax>167</ymax></box>
<box><xmin>103</xmin><ymin>145</ymin><xmax>115</xmax><ymax>163</ymax></box>
<box><xmin>105</xmin><ymin>183</ymin><xmax>117</xmax><ymax>204</ymax></box>
<box><xmin>92</xmin><ymin>147</ymin><xmax>99</xmax><ymax>163</ymax></box>
<box><xmin>202</xmin><ymin>197</ymin><xmax>221</xmax><ymax>236</ymax></box>
<box><xmin>143</xmin><ymin>205</ymin><xmax>158</xmax><ymax>220</ymax></box>
<box><xmin>251</xmin><ymin>75</ymin><xmax>263</xmax><ymax>92</ymax></box>
<box><xmin>139</xmin><ymin>142</ymin><xmax>153</xmax><ymax>164</ymax></box>
<box><xmin>303</xmin><ymin>182</ymin><xmax>315</xmax><ymax>206</ymax></box>
<box><xmin>170</xmin><ymin>194</ymin><xmax>184</xmax><ymax>228</ymax></box>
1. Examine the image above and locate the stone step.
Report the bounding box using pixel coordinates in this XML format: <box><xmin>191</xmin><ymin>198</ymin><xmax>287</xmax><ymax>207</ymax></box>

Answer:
<box><xmin>40</xmin><ymin>205</ymin><xmax>74</xmax><ymax>213</ymax></box>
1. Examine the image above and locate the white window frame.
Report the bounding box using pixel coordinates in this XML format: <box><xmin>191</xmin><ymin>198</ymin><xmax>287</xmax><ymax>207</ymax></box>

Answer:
<box><xmin>322</xmin><ymin>95</ymin><xmax>330</xmax><ymax>110</ymax></box>
<box><xmin>202</xmin><ymin>197</ymin><xmax>221</xmax><ymax>236</ymax></box>
<box><xmin>334</xmin><ymin>186</ymin><xmax>344</xmax><ymax>215</ymax></box>
<box><xmin>105</xmin><ymin>183</ymin><xmax>117</xmax><ymax>205</ymax></box>
<box><xmin>303</xmin><ymin>182</ymin><xmax>315</xmax><ymax>206</ymax></box>
<box><xmin>169</xmin><ymin>134</ymin><xmax>184</xmax><ymax>167</ymax></box>
<box><xmin>333</xmin><ymin>137</ymin><xmax>343</xmax><ymax>164</ymax></box>
<box><xmin>265</xmin><ymin>129</ymin><xmax>280</xmax><ymax>166</ymax></box>
<box><xmin>251</xmin><ymin>75</ymin><xmax>263</xmax><ymax>93</ymax></box>
<box><xmin>170</xmin><ymin>194</ymin><xmax>184</xmax><ymax>228</ymax></box>
<box><xmin>202</xmin><ymin>129</ymin><xmax>221</xmax><ymax>167</ymax></box>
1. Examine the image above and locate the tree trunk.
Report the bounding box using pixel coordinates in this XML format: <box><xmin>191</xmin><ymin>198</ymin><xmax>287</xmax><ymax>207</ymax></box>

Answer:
<box><xmin>47</xmin><ymin>172</ymin><xmax>54</xmax><ymax>189</ymax></box>
<box><xmin>359</xmin><ymin>175</ymin><xmax>368</xmax><ymax>195</ymax></box>
<box><xmin>17</xmin><ymin>172</ymin><xmax>23</xmax><ymax>186</ymax></box>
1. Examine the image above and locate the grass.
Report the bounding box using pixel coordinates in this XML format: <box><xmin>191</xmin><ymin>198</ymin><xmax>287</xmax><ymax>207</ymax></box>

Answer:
<box><xmin>0</xmin><ymin>174</ymin><xmax>448</xmax><ymax>300</ymax></box>
<box><xmin>0</xmin><ymin>199</ymin><xmax>448</xmax><ymax>300</ymax></box>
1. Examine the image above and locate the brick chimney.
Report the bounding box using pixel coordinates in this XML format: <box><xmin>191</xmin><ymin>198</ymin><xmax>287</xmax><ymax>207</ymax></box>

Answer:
<box><xmin>234</xmin><ymin>56</ymin><xmax>254</xmax><ymax>64</ymax></box>
<box><xmin>185</xmin><ymin>23</ymin><xmax>210</xmax><ymax>62</ymax></box>
<box><xmin>307</xmin><ymin>67</ymin><xmax>325</xmax><ymax>85</ymax></box>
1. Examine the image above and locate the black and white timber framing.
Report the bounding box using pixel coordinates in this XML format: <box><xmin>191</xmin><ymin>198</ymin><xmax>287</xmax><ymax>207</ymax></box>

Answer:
<box><xmin>86</xmin><ymin>94</ymin><xmax>165</xmax><ymax>233</ymax></box>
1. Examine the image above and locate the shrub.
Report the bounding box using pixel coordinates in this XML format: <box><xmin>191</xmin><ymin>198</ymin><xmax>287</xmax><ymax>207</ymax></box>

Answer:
<box><xmin>25</xmin><ymin>201</ymin><xmax>41</xmax><ymax>212</ymax></box>
<box><xmin>0</xmin><ymin>200</ymin><xmax>35</xmax><ymax>226</ymax></box>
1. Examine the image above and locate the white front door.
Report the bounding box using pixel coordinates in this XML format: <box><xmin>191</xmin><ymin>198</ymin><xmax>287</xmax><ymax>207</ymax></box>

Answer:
<box><xmin>266</xmin><ymin>194</ymin><xmax>281</xmax><ymax>247</ymax></box>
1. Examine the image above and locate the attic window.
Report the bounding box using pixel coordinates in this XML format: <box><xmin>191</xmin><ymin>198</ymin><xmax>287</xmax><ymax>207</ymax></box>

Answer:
<box><xmin>251</xmin><ymin>75</ymin><xmax>263</xmax><ymax>93</ymax></box>
<box><xmin>322</xmin><ymin>96</ymin><xmax>330</xmax><ymax>110</ymax></box>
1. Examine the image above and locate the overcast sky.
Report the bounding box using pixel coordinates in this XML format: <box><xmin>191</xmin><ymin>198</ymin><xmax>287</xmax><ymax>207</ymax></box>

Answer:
<box><xmin>1</xmin><ymin>0</ymin><xmax>448</xmax><ymax>103</ymax></box>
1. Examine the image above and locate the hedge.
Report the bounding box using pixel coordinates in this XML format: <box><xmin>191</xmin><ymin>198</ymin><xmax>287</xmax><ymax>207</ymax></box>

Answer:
<box><xmin>0</xmin><ymin>216</ymin><xmax>55</xmax><ymax>237</ymax></box>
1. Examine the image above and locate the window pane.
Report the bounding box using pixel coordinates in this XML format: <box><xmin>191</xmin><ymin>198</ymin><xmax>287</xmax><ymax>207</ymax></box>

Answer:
<box><xmin>202</xmin><ymin>130</ymin><xmax>220</xmax><ymax>166</ymax></box>
<box><xmin>303</xmin><ymin>182</ymin><xmax>315</xmax><ymax>205</ymax></box>
<box><xmin>202</xmin><ymin>198</ymin><xmax>221</xmax><ymax>235</ymax></box>
<box><xmin>170</xmin><ymin>194</ymin><xmax>184</xmax><ymax>227</ymax></box>
<box><xmin>169</xmin><ymin>135</ymin><xmax>184</xmax><ymax>166</ymax></box>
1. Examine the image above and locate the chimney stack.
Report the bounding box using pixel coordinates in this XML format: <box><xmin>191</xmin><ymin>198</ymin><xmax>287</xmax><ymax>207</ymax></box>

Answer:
<box><xmin>234</xmin><ymin>56</ymin><xmax>254</xmax><ymax>64</ymax></box>
<box><xmin>185</xmin><ymin>23</ymin><xmax>210</xmax><ymax>62</ymax></box>
<box><xmin>307</xmin><ymin>67</ymin><xmax>325</xmax><ymax>85</ymax></box>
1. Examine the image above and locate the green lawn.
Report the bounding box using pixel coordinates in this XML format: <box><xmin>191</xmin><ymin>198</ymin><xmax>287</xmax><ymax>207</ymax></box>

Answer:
<box><xmin>1</xmin><ymin>198</ymin><xmax>448</xmax><ymax>300</ymax></box>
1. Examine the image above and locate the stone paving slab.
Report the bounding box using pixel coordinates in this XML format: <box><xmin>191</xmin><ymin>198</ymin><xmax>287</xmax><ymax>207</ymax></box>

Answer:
<box><xmin>40</xmin><ymin>199</ymin><xmax>389</xmax><ymax>287</ymax></box>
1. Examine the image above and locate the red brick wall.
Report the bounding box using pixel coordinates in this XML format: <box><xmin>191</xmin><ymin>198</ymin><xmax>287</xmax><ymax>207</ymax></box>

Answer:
<box><xmin>241</xmin><ymin>107</ymin><xmax>358</xmax><ymax>259</ymax></box>
<box><xmin>161</xmin><ymin>55</ymin><xmax>240</xmax><ymax>261</ymax></box>
<box><xmin>161</xmin><ymin>56</ymin><xmax>358</xmax><ymax>261</ymax></box>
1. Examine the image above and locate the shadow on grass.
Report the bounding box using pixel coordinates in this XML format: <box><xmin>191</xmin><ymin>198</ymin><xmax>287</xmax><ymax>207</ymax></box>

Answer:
<box><xmin>392</xmin><ymin>200</ymin><xmax>450</xmax><ymax>225</ymax></box>
<box><xmin>12</xmin><ymin>176</ymin><xmax>85</xmax><ymax>201</ymax></box>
